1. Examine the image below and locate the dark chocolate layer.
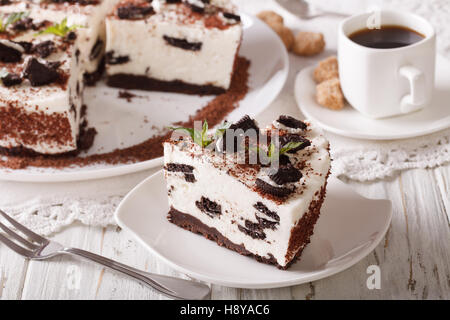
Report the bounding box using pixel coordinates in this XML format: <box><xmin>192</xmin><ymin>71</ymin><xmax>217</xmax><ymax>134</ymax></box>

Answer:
<box><xmin>107</xmin><ymin>74</ymin><xmax>226</xmax><ymax>96</ymax></box>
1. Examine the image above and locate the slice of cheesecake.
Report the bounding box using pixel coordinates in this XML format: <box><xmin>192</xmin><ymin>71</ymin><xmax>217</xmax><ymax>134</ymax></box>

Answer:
<box><xmin>105</xmin><ymin>0</ymin><xmax>243</xmax><ymax>94</ymax></box>
<box><xmin>0</xmin><ymin>15</ymin><xmax>88</xmax><ymax>155</ymax></box>
<box><xmin>163</xmin><ymin>115</ymin><xmax>331</xmax><ymax>269</ymax></box>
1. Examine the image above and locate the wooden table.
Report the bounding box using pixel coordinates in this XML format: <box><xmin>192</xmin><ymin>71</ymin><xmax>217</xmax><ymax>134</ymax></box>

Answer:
<box><xmin>1</xmin><ymin>163</ymin><xmax>449</xmax><ymax>299</ymax></box>
<box><xmin>1</xmin><ymin>0</ymin><xmax>449</xmax><ymax>300</ymax></box>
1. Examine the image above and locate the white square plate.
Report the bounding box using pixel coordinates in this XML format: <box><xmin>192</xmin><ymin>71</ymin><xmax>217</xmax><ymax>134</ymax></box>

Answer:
<box><xmin>115</xmin><ymin>171</ymin><xmax>392</xmax><ymax>289</ymax></box>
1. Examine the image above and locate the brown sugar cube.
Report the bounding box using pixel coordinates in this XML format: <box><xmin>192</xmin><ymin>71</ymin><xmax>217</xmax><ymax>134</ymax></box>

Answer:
<box><xmin>316</xmin><ymin>78</ymin><xmax>345</xmax><ymax>110</ymax></box>
<box><xmin>272</xmin><ymin>23</ymin><xmax>294</xmax><ymax>50</ymax></box>
<box><xmin>257</xmin><ymin>10</ymin><xmax>284</xmax><ymax>27</ymax></box>
<box><xmin>293</xmin><ymin>31</ymin><xmax>325</xmax><ymax>56</ymax></box>
<box><xmin>314</xmin><ymin>56</ymin><xmax>339</xmax><ymax>83</ymax></box>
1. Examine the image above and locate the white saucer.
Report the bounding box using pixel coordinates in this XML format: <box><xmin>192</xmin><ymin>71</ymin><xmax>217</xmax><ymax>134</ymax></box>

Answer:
<box><xmin>115</xmin><ymin>171</ymin><xmax>392</xmax><ymax>289</ymax></box>
<box><xmin>0</xmin><ymin>13</ymin><xmax>289</xmax><ymax>183</ymax></box>
<box><xmin>295</xmin><ymin>55</ymin><xmax>450</xmax><ymax>140</ymax></box>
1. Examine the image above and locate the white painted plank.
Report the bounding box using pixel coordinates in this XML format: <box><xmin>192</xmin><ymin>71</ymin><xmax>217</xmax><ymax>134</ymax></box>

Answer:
<box><xmin>20</xmin><ymin>223</ymin><xmax>105</xmax><ymax>299</ymax></box>
<box><xmin>433</xmin><ymin>166</ymin><xmax>450</xmax><ymax>224</ymax></box>
<box><xmin>0</xmin><ymin>246</ymin><xmax>29</xmax><ymax>300</ymax></box>
<box><xmin>292</xmin><ymin>168</ymin><xmax>450</xmax><ymax>299</ymax></box>
<box><xmin>291</xmin><ymin>178</ymin><xmax>393</xmax><ymax>299</ymax></box>
<box><xmin>397</xmin><ymin>169</ymin><xmax>450</xmax><ymax>299</ymax></box>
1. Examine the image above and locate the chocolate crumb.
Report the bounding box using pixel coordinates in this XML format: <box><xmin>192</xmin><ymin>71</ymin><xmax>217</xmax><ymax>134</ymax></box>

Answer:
<box><xmin>163</xmin><ymin>35</ymin><xmax>202</xmax><ymax>51</ymax></box>
<box><xmin>118</xmin><ymin>90</ymin><xmax>136</xmax><ymax>102</ymax></box>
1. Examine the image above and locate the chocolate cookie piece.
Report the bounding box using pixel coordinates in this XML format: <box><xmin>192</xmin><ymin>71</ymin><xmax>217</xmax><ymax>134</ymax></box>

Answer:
<box><xmin>13</xmin><ymin>41</ymin><xmax>32</xmax><ymax>54</ymax></box>
<box><xmin>163</xmin><ymin>36</ymin><xmax>202</xmax><ymax>51</ymax></box>
<box><xmin>277</xmin><ymin>115</ymin><xmax>307</xmax><ymax>130</ymax></box>
<box><xmin>105</xmin><ymin>51</ymin><xmax>130</xmax><ymax>65</ymax></box>
<box><xmin>1</xmin><ymin>73</ymin><xmax>22</xmax><ymax>87</ymax></box>
<box><xmin>269</xmin><ymin>163</ymin><xmax>302</xmax><ymax>185</ymax></box>
<box><xmin>230</xmin><ymin>115</ymin><xmax>259</xmax><ymax>133</ymax></box>
<box><xmin>89</xmin><ymin>38</ymin><xmax>103</xmax><ymax>60</ymax></box>
<box><xmin>23</xmin><ymin>58</ymin><xmax>60</xmax><ymax>86</ymax></box>
<box><xmin>0</xmin><ymin>42</ymin><xmax>22</xmax><ymax>63</ymax></box>
<box><xmin>117</xmin><ymin>4</ymin><xmax>154</xmax><ymax>19</ymax></box>
<box><xmin>183</xmin><ymin>0</ymin><xmax>206</xmax><ymax>13</ymax></box>
<box><xmin>66</xmin><ymin>31</ymin><xmax>77</xmax><ymax>41</ymax></box>
<box><xmin>255</xmin><ymin>215</ymin><xmax>278</xmax><ymax>230</ymax></box>
<box><xmin>12</xmin><ymin>17</ymin><xmax>34</xmax><ymax>31</ymax></box>
<box><xmin>196</xmin><ymin>196</ymin><xmax>222</xmax><ymax>218</ymax></box>
<box><xmin>223</xmin><ymin>12</ymin><xmax>241</xmax><ymax>22</ymax></box>
<box><xmin>165</xmin><ymin>163</ymin><xmax>196</xmax><ymax>183</ymax></box>
<box><xmin>279</xmin><ymin>134</ymin><xmax>310</xmax><ymax>154</ymax></box>
<box><xmin>238</xmin><ymin>224</ymin><xmax>266</xmax><ymax>240</ymax></box>
<box><xmin>220</xmin><ymin>116</ymin><xmax>260</xmax><ymax>153</ymax></box>
<box><xmin>255</xmin><ymin>178</ymin><xmax>294</xmax><ymax>198</ymax></box>
<box><xmin>253</xmin><ymin>202</ymin><xmax>280</xmax><ymax>221</ymax></box>
<box><xmin>32</xmin><ymin>41</ymin><xmax>56</xmax><ymax>58</ymax></box>
<box><xmin>165</xmin><ymin>163</ymin><xmax>194</xmax><ymax>173</ymax></box>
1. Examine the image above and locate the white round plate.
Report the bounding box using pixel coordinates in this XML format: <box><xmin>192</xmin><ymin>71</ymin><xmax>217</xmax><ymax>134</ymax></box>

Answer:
<box><xmin>295</xmin><ymin>55</ymin><xmax>450</xmax><ymax>140</ymax></box>
<box><xmin>0</xmin><ymin>13</ymin><xmax>289</xmax><ymax>183</ymax></box>
<box><xmin>115</xmin><ymin>171</ymin><xmax>392</xmax><ymax>289</ymax></box>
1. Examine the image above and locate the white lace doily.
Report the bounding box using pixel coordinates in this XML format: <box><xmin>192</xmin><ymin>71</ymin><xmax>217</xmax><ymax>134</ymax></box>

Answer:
<box><xmin>1</xmin><ymin>0</ymin><xmax>449</xmax><ymax>235</ymax></box>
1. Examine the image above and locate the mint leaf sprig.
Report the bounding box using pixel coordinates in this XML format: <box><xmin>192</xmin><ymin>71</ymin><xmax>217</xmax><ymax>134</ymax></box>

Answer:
<box><xmin>168</xmin><ymin>121</ymin><xmax>306</xmax><ymax>159</ymax></box>
<box><xmin>169</xmin><ymin>120</ymin><xmax>214</xmax><ymax>148</ymax></box>
<box><xmin>0</xmin><ymin>11</ymin><xmax>30</xmax><ymax>33</ymax></box>
<box><xmin>214</xmin><ymin>121</ymin><xmax>231</xmax><ymax>138</ymax></box>
<box><xmin>37</xmin><ymin>18</ymin><xmax>83</xmax><ymax>37</ymax></box>
<box><xmin>260</xmin><ymin>141</ymin><xmax>305</xmax><ymax>164</ymax></box>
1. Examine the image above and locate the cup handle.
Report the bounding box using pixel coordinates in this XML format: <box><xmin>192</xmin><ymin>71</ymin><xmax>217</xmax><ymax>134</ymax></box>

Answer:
<box><xmin>399</xmin><ymin>65</ymin><xmax>426</xmax><ymax>114</ymax></box>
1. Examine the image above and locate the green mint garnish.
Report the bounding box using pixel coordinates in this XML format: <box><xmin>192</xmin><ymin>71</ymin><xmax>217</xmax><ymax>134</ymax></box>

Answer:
<box><xmin>214</xmin><ymin>121</ymin><xmax>231</xmax><ymax>138</ymax></box>
<box><xmin>37</xmin><ymin>18</ymin><xmax>83</xmax><ymax>37</ymax></box>
<box><xmin>169</xmin><ymin>120</ymin><xmax>214</xmax><ymax>148</ymax></box>
<box><xmin>0</xmin><ymin>11</ymin><xmax>30</xmax><ymax>32</ymax></box>
<box><xmin>279</xmin><ymin>141</ymin><xmax>303</xmax><ymax>155</ymax></box>
<box><xmin>168</xmin><ymin>120</ymin><xmax>306</xmax><ymax>159</ymax></box>
<box><xmin>262</xmin><ymin>141</ymin><xmax>305</xmax><ymax>164</ymax></box>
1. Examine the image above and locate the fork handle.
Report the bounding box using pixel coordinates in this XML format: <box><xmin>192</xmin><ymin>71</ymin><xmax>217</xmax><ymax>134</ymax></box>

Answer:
<box><xmin>62</xmin><ymin>247</ymin><xmax>210</xmax><ymax>300</ymax></box>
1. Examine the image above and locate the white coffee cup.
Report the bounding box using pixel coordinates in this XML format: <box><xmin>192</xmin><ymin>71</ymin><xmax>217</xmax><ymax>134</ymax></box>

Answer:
<box><xmin>338</xmin><ymin>10</ymin><xmax>436</xmax><ymax>119</ymax></box>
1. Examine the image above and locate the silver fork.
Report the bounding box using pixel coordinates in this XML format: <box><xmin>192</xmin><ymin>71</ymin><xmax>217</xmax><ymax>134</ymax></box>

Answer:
<box><xmin>0</xmin><ymin>209</ymin><xmax>211</xmax><ymax>300</ymax></box>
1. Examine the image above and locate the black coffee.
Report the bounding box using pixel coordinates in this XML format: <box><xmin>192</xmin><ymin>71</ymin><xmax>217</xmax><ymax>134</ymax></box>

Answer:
<box><xmin>349</xmin><ymin>25</ymin><xmax>424</xmax><ymax>49</ymax></box>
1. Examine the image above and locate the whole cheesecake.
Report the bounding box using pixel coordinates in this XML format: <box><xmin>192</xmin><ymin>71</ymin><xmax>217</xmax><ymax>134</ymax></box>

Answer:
<box><xmin>163</xmin><ymin>115</ymin><xmax>331</xmax><ymax>269</ymax></box>
<box><xmin>0</xmin><ymin>0</ymin><xmax>242</xmax><ymax>156</ymax></box>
